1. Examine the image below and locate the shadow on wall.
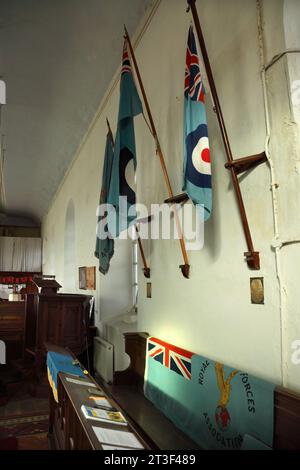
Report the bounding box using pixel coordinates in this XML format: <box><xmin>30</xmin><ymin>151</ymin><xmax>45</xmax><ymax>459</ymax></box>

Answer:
<box><xmin>64</xmin><ymin>199</ymin><xmax>76</xmax><ymax>292</ymax></box>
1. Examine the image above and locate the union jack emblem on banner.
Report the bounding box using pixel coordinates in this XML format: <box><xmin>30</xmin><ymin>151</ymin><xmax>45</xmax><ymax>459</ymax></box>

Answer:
<box><xmin>121</xmin><ymin>41</ymin><xmax>131</xmax><ymax>75</ymax></box>
<box><xmin>185</xmin><ymin>26</ymin><xmax>205</xmax><ymax>102</ymax></box>
<box><xmin>147</xmin><ymin>337</ymin><xmax>194</xmax><ymax>380</ymax></box>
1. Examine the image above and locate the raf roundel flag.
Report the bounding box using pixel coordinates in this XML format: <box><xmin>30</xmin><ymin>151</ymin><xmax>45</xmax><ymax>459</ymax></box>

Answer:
<box><xmin>107</xmin><ymin>39</ymin><xmax>143</xmax><ymax>237</ymax></box>
<box><xmin>183</xmin><ymin>26</ymin><xmax>212</xmax><ymax>221</ymax></box>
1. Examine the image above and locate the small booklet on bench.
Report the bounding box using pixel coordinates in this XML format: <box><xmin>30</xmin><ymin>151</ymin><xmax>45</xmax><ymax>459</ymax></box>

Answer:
<box><xmin>92</xmin><ymin>427</ymin><xmax>144</xmax><ymax>449</ymax></box>
<box><xmin>81</xmin><ymin>405</ymin><xmax>127</xmax><ymax>426</ymax></box>
<box><xmin>88</xmin><ymin>396</ymin><xmax>114</xmax><ymax>410</ymax></box>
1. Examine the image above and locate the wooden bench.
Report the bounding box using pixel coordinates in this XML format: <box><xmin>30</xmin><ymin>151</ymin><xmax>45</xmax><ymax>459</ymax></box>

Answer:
<box><xmin>46</xmin><ymin>343</ymin><xmax>150</xmax><ymax>450</ymax></box>
<box><xmin>100</xmin><ymin>332</ymin><xmax>300</xmax><ymax>450</ymax></box>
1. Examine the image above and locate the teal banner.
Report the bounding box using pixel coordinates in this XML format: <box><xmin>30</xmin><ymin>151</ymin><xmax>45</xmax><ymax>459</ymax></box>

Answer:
<box><xmin>107</xmin><ymin>39</ymin><xmax>142</xmax><ymax>237</ymax></box>
<box><xmin>95</xmin><ymin>130</ymin><xmax>115</xmax><ymax>275</ymax></box>
<box><xmin>144</xmin><ymin>337</ymin><xmax>275</xmax><ymax>450</ymax></box>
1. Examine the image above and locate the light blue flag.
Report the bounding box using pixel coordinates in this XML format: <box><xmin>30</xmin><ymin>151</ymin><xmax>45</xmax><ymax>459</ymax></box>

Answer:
<box><xmin>144</xmin><ymin>336</ymin><xmax>275</xmax><ymax>450</ymax></box>
<box><xmin>107</xmin><ymin>40</ymin><xmax>143</xmax><ymax>237</ymax></box>
<box><xmin>184</xmin><ymin>26</ymin><xmax>212</xmax><ymax>221</ymax></box>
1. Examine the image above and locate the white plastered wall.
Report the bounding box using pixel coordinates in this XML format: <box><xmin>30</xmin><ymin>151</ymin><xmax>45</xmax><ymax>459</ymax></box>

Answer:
<box><xmin>42</xmin><ymin>0</ymin><xmax>300</xmax><ymax>390</ymax></box>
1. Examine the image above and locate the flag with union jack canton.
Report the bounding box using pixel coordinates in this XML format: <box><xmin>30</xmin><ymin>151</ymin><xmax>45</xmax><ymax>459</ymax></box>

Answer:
<box><xmin>144</xmin><ymin>336</ymin><xmax>197</xmax><ymax>445</ymax></box>
<box><xmin>147</xmin><ymin>336</ymin><xmax>193</xmax><ymax>380</ymax></box>
<box><xmin>107</xmin><ymin>40</ymin><xmax>143</xmax><ymax>237</ymax></box>
<box><xmin>144</xmin><ymin>336</ymin><xmax>274</xmax><ymax>450</ymax></box>
<box><xmin>183</xmin><ymin>26</ymin><xmax>212</xmax><ymax>221</ymax></box>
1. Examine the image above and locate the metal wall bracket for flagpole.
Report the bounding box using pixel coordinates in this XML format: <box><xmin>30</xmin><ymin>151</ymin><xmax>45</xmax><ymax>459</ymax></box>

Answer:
<box><xmin>124</xmin><ymin>25</ymin><xmax>190</xmax><ymax>279</ymax></box>
<box><xmin>187</xmin><ymin>0</ymin><xmax>266</xmax><ymax>271</ymax></box>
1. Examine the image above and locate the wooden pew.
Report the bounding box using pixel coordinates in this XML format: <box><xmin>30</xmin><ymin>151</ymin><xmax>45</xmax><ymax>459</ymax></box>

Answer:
<box><xmin>101</xmin><ymin>332</ymin><xmax>300</xmax><ymax>450</ymax></box>
<box><xmin>0</xmin><ymin>301</ymin><xmax>25</xmax><ymax>362</ymax></box>
<box><xmin>46</xmin><ymin>343</ymin><xmax>149</xmax><ymax>450</ymax></box>
<box><xmin>102</xmin><ymin>333</ymin><xmax>200</xmax><ymax>450</ymax></box>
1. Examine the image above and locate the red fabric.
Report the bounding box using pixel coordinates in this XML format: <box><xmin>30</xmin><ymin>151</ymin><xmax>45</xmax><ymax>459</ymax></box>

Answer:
<box><xmin>0</xmin><ymin>276</ymin><xmax>33</xmax><ymax>285</ymax></box>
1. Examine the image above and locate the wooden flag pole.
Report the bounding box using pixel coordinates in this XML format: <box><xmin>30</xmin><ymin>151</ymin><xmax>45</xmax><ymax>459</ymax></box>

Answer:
<box><xmin>187</xmin><ymin>0</ymin><xmax>265</xmax><ymax>270</ymax></box>
<box><xmin>106</xmin><ymin>118</ymin><xmax>150</xmax><ymax>279</ymax></box>
<box><xmin>135</xmin><ymin>225</ymin><xmax>151</xmax><ymax>279</ymax></box>
<box><xmin>124</xmin><ymin>26</ymin><xmax>190</xmax><ymax>279</ymax></box>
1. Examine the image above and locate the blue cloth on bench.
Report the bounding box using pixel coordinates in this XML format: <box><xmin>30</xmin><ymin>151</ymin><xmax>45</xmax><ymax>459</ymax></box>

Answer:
<box><xmin>144</xmin><ymin>336</ymin><xmax>275</xmax><ymax>450</ymax></box>
<box><xmin>47</xmin><ymin>351</ymin><xmax>85</xmax><ymax>402</ymax></box>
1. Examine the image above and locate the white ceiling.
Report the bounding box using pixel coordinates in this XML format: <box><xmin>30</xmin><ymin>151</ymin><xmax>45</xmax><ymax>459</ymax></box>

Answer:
<box><xmin>0</xmin><ymin>0</ymin><xmax>152</xmax><ymax>224</ymax></box>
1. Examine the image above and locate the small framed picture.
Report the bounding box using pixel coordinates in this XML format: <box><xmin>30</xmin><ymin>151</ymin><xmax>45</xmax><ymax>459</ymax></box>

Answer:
<box><xmin>79</xmin><ymin>267</ymin><xmax>87</xmax><ymax>290</ymax></box>
<box><xmin>86</xmin><ymin>266</ymin><xmax>96</xmax><ymax>290</ymax></box>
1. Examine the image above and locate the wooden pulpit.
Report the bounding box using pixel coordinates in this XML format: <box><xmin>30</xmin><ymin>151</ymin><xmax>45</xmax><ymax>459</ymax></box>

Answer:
<box><xmin>23</xmin><ymin>275</ymin><xmax>95</xmax><ymax>377</ymax></box>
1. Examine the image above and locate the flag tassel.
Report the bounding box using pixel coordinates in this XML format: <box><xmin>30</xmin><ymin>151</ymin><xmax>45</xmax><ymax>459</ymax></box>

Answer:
<box><xmin>187</xmin><ymin>0</ymin><xmax>265</xmax><ymax>270</ymax></box>
<box><xmin>124</xmin><ymin>26</ymin><xmax>190</xmax><ymax>279</ymax></box>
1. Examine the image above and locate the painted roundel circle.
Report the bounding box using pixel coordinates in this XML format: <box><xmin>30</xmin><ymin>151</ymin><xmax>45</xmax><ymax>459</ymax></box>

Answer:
<box><xmin>119</xmin><ymin>147</ymin><xmax>136</xmax><ymax>205</ymax></box>
<box><xmin>125</xmin><ymin>158</ymin><xmax>135</xmax><ymax>193</ymax></box>
<box><xmin>192</xmin><ymin>136</ymin><xmax>211</xmax><ymax>175</ymax></box>
<box><xmin>185</xmin><ymin>123</ymin><xmax>212</xmax><ymax>188</ymax></box>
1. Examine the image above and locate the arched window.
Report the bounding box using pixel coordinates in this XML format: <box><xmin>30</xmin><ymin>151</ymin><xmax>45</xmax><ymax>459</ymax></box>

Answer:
<box><xmin>64</xmin><ymin>200</ymin><xmax>76</xmax><ymax>292</ymax></box>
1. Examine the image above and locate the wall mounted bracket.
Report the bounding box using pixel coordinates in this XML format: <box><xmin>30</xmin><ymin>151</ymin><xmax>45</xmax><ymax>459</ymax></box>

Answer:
<box><xmin>187</xmin><ymin>0</ymin><xmax>267</xmax><ymax>270</ymax></box>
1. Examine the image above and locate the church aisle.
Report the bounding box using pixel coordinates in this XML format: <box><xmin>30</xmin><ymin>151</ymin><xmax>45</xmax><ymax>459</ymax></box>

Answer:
<box><xmin>0</xmin><ymin>374</ymin><xmax>49</xmax><ymax>450</ymax></box>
